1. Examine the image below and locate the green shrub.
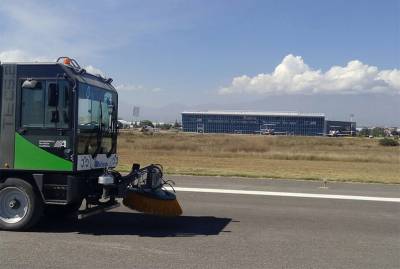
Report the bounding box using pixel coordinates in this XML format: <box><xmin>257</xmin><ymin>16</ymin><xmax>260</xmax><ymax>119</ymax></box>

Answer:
<box><xmin>379</xmin><ymin>138</ymin><xmax>399</xmax><ymax>147</ymax></box>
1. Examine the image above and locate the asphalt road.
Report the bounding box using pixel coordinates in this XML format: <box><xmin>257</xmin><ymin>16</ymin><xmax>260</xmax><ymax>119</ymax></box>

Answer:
<box><xmin>1</xmin><ymin>176</ymin><xmax>399</xmax><ymax>269</ymax></box>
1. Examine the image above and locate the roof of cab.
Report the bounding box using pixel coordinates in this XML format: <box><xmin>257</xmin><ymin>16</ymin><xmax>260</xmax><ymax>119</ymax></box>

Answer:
<box><xmin>0</xmin><ymin>59</ymin><xmax>117</xmax><ymax>93</ymax></box>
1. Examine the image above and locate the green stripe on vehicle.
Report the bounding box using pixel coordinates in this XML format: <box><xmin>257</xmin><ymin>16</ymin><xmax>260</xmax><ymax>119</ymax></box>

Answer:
<box><xmin>14</xmin><ymin>133</ymin><xmax>73</xmax><ymax>171</ymax></box>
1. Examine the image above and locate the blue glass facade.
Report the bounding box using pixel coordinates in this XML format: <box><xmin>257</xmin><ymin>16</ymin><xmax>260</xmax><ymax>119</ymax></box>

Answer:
<box><xmin>182</xmin><ymin>112</ymin><xmax>326</xmax><ymax>136</ymax></box>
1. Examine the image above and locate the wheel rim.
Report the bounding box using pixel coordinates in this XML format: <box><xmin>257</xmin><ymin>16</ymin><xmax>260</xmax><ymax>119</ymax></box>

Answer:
<box><xmin>0</xmin><ymin>187</ymin><xmax>29</xmax><ymax>224</ymax></box>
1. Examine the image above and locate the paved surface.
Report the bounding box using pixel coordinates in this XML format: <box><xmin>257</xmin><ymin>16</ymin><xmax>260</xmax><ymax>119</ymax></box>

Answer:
<box><xmin>1</xmin><ymin>176</ymin><xmax>399</xmax><ymax>269</ymax></box>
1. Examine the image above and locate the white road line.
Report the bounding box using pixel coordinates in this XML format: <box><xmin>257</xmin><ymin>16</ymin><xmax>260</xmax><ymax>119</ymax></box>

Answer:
<box><xmin>167</xmin><ymin>187</ymin><xmax>400</xmax><ymax>203</ymax></box>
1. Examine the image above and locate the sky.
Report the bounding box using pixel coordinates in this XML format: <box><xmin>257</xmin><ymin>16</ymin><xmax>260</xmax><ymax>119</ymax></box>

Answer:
<box><xmin>0</xmin><ymin>0</ymin><xmax>399</xmax><ymax>126</ymax></box>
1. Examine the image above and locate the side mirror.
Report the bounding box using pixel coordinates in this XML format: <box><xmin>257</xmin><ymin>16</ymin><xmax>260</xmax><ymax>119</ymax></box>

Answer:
<box><xmin>22</xmin><ymin>80</ymin><xmax>41</xmax><ymax>89</ymax></box>
<box><xmin>48</xmin><ymin>83</ymin><xmax>59</xmax><ymax>107</ymax></box>
<box><xmin>116</xmin><ymin>123</ymin><xmax>120</xmax><ymax>134</ymax></box>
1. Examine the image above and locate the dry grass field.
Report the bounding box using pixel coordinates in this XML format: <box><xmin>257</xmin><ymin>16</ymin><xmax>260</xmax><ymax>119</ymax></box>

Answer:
<box><xmin>117</xmin><ymin>132</ymin><xmax>400</xmax><ymax>184</ymax></box>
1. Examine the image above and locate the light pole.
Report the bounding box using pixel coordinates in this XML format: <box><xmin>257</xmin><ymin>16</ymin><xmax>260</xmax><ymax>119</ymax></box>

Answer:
<box><xmin>350</xmin><ymin>114</ymin><xmax>354</xmax><ymax>136</ymax></box>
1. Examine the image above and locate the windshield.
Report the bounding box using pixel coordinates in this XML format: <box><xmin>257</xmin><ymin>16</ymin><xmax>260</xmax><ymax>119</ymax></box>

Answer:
<box><xmin>78</xmin><ymin>84</ymin><xmax>115</xmax><ymax>129</ymax></box>
<box><xmin>77</xmin><ymin>83</ymin><xmax>117</xmax><ymax>155</ymax></box>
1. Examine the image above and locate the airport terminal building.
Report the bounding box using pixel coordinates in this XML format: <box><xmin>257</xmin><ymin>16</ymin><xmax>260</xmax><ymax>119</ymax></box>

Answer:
<box><xmin>325</xmin><ymin>120</ymin><xmax>356</xmax><ymax>136</ymax></box>
<box><xmin>182</xmin><ymin>111</ymin><xmax>355</xmax><ymax>136</ymax></box>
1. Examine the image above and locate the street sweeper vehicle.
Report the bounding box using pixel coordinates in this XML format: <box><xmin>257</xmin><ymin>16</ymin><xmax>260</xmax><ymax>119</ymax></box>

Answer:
<box><xmin>0</xmin><ymin>57</ymin><xmax>182</xmax><ymax>230</ymax></box>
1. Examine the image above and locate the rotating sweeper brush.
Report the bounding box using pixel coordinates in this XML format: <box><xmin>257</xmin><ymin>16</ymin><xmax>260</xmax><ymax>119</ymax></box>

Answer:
<box><xmin>115</xmin><ymin>164</ymin><xmax>182</xmax><ymax>217</ymax></box>
<box><xmin>123</xmin><ymin>189</ymin><xmax>182</xmax><ymax>217</ymax></box>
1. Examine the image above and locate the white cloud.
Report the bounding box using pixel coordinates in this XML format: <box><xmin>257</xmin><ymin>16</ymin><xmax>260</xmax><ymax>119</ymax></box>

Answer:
<box><xmin>378</xmin><ymin>69</ymin><xmax>400</xmax><ymax>90</ymax></box>
<box><xmin>0</xmin><ymin>2</ymin><xmax>123</xmax><ymax>62</ymax></box>
<box><xmin>220</xmin><ymin>54</ymin><xmax>400</xmax><ymax>95</ymax></box>
<box><xmin>0</xmin><ymin>49</ymin><xmax>50</xmax><ymax>62</ymax></box>
<box><xmin>0</xmin><ymin>2</ymin><xmax>76</xmax><ymax>58</ymax></box>
<box><xmin>84</xmin><ymin>65</ymin><xmax>105</xmax><ymax>77</ymax></box>
<box><xmin>116</xmin><ymin>84</ymin><xmax>145</xmax><ymax>91</ymax></box>
<box><xmin>116</xmin><ymin>84</ymin><xmax>163</xmax><ymax>93</ymax></box>
<box><xmin>0</xmin><ymin>1</ymin><xmax>173</xmax><ymax>62</ymax></box>
<box><xmin>0</xmin><ymin>49</ymin><xmax>106</xmax><ymax>80</ymax></box>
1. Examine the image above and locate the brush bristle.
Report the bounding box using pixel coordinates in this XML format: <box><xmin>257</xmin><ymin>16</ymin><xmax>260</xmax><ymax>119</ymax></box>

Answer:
<box><xmin>123</xmin><ymin>191</ymin><xmax>183</xmax><ymax>217</ymax></box>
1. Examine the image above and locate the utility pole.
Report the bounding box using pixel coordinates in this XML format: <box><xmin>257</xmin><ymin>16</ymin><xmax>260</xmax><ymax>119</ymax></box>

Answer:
<box><xmin>350</xmin><ymin>114</ymin><xmax>354</xmax><ymax>136</ymax></box>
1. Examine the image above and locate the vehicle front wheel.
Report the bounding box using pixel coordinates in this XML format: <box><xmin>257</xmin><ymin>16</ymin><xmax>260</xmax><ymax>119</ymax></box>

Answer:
<box><xmin>0</xmin><ymin>178</ymin><xmax>43</xmax><ymax>231</ymax></box>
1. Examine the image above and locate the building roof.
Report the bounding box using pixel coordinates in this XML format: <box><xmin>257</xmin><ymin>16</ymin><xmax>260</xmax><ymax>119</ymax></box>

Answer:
<box><xmin>182</xmin><ymin>111</ymin><xmax>325</xmax><ymax>117</ymax></box>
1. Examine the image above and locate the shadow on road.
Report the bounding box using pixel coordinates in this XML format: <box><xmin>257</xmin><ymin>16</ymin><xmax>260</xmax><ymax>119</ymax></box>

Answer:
<box><xmin>32</xmin><ymin>212</ymin><xmax>233</xmax><ymax>237</ymax></box>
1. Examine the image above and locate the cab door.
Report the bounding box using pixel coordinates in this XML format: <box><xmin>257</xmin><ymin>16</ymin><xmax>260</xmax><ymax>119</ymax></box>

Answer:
<box><xmin>15</xmin><ymin>79</ymin><xmax>73</xmax><ymax>171</ymax></box>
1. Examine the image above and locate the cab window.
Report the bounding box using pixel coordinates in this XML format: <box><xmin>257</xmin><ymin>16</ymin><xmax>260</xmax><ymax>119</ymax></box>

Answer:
<box><xmin>21</xmin><ymin>81</ymin><xmax>45</xmax><ymax>127</ymax></box>
<box><xmin>21</xmin><ymin>80</ymin><xmax>70</xmax><ymax>128</ymax></box>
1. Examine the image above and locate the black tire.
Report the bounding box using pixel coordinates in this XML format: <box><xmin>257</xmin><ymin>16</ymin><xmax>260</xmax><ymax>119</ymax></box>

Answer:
<box><xmin>45</xmin><ymin>200</ymin><xmax>82</xmax><ymax>218</ymax></box>
<box><xmin>0</xmin><ymin>178</ymin><xmax>44</xmax><ymax>231</ymax></box>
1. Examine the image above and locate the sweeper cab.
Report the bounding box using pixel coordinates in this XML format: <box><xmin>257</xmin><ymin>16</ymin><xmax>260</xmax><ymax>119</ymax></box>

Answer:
<box><xmin>0</xmin><ymin>57</ymin><xmax>182</xmax><ymax>231</ymax></box>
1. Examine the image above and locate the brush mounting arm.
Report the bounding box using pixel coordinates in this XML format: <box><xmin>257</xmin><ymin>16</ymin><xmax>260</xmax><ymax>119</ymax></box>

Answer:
<box><xmin>113</xmin><ymin>164</ymin><xmax>166</xmax><ymax>198</ymax></box>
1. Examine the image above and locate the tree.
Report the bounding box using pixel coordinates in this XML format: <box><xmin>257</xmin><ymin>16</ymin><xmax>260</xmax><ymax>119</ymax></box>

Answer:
<box><xmin>358</xmin><ymin>128</ymin><xmax>370</xmax><ymax>137</ymax></box>
<box><xmin>160</xmin><ymin>123</ymin><xmax>172</xmax><ymax>130</ymax></box>
<box><xmin>173</xmin><ymin>119</ymin><xmax>182</xmax><ymax>128</ymax></box>
<box><xmin>371</xmin><ymin>127</ymin><xmax>385</xmax><ymax>137</ymax></box>
<box><xmin>140</xmin><ymin>120</ymin><xmax>154</xmax><ymax>128</ymax></box>
<box><xmin>379</xmin><ymin>138</ymin><xmax>399</xmax><ymax>146</ymax></box>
